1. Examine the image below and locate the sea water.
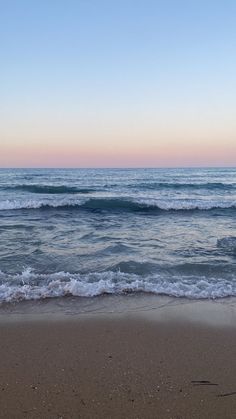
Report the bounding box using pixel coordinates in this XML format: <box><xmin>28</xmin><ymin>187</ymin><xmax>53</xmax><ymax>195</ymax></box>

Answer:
<box><xmin>0</xmin><ymin>167</ymin><xmax>236</xmax><ymax>303</ymax></box>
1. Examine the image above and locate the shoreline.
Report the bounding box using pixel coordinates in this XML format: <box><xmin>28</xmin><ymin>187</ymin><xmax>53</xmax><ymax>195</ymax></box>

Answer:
<box><xmin>1</xmin><ymin>295</ymin><xmax>236</xmax><ymax>418</ymax></box>
<box><xmin>1</xmin><ymin>293</ymin><xmax>236</xmax><ymax>327</ymax></box>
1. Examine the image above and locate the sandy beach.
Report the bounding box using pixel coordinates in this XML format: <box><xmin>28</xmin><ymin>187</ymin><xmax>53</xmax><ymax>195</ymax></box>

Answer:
<box><xmin>0</xmin><ymin>296</ymin><xmax>236</xmax><ymax>418</ymax></box>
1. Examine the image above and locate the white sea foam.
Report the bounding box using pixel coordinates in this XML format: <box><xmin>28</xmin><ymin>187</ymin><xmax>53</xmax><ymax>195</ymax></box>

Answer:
<box><xmin>0</xmin><ymin>268</ymin><xmax>235</xmax><ymax>303</ymax></box>
<box><xmin>0</xmin><ymin>198</ymin><xmax>87</xmax><ymax>211</ymax></box>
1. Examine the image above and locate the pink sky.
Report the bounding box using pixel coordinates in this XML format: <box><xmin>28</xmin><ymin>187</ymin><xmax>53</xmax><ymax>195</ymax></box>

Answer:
<box><xmin>1</xmin><ymin>139</ymin><xmax>235</xmax><ymax>168</ymax></box>
<box><xmin>1</xmin><ymin>102</ymin><xmax>235</xmax><ymax>168</ymax></box>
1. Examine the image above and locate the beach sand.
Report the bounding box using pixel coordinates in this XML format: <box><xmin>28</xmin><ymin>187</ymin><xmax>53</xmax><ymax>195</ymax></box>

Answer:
<box><xmin>0</xmin><ymin>296</ymin><xmax>236</xmax><ymax>418</ymax></box>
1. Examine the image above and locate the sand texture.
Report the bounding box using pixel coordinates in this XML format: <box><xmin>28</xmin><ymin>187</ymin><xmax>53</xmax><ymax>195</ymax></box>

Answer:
<box><xmin>0</xmin><ymin>309</ymin><xmax>236</xmax><ymax>418</ymax></box>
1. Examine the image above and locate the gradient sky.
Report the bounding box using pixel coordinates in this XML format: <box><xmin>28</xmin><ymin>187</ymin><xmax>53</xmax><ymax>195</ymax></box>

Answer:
<box><xmin>1</xmin><ymin>0</ymin><xmax>236</xmax><ymax>167</ymax></box>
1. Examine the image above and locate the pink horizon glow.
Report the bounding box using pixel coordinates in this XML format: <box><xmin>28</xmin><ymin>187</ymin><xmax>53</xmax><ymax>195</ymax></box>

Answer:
<box><xmin>1</xmin><ymin>144</ymin><xmax>235</xmax><ymax>168</ymax></box>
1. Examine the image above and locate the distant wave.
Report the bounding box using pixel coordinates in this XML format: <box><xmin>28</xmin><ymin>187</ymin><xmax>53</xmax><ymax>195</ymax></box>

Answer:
<box><xmin>3</xmin><ymin>182</ymin><xmax>236</xmax><ymax>195</ymax></box>
<box><xmin>0</xmin><ymin>197</ymin><xmax>236</xmax><ymax>212</ymax></box>
<box><xmin>0</xmin><ymin>267</ymin><xmax>236</xmax><ymax>303</ymax></box>
<box><xmin>134</xmin><ymin>182</ymin><xmax>236</xmax><ymax>191</ymax></box>
<box><xmin>4</xmin><ymin>184</ymin><xmax>95</xmax><ymax>194</ymax></box>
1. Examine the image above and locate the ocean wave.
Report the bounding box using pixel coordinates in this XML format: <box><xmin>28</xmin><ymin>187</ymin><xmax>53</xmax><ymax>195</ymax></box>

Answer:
<box><xmin>0</xmin><ymin>197</ymin><xmax>236</xmax><ymax>212</ymax></box>
<box><xmin>4</xmin><ymin>184</ymin><xmax>95</xmax><ymax>194</ymax></box>
<box><xmin>0</xmin><ymin>198</ymin><xmax>85</xmax><ymax>210</ymax></box>
<box><xmin>3</xmin><ymin>182</ymin><xmax>236</xmax><ymax>195</ymax></box>
<box><xmin>131</xmin><ymin>182</ymin><xmax>236</xmax><ymax>191</ymax></box>
<box><xmin>0</xmin><ymin>268</ymin><xmax>236</xmax><ymax>303</ymax></box>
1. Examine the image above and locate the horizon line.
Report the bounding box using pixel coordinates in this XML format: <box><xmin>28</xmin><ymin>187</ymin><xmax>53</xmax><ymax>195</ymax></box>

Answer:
<box><xmin>0</xmin><ymin>166</ymin><xmax>235</xmax><ymax>170</ymax></box>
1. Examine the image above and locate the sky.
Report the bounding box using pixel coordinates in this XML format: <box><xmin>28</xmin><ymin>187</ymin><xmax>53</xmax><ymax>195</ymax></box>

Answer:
<box><xmin>1</xmin><ymin>0</ymin><xmax>236</xmax><ymax>168</ymax></box>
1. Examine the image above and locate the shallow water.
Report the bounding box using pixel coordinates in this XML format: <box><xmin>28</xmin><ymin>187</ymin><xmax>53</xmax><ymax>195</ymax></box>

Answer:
<box><xmin>0</xmin><ymin>168</ymin><xmax>236</xmax><ymax>302</ymax></box>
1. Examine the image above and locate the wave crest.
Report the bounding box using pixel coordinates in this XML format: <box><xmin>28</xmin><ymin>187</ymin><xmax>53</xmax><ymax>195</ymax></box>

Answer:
<box><xmin>0</xmin><ymin>268</ymin><xmax>236</xmax><ymax>303</ymax></box>
<box><xmin>0</xmin><ymin>197</ymin><xmax>236</xmax><ymax>212</ymax></box>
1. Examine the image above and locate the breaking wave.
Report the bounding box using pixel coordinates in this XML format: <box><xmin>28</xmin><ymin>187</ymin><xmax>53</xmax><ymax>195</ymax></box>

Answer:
<box><xmin>0</xmin><ymin>197</ymin><xmax>236</xmax><ymax>212</ymax></box>
<box><xmin>0</xmin><ymin>268</ymin><xmax>236</xmax><ymax>303</ymax></box>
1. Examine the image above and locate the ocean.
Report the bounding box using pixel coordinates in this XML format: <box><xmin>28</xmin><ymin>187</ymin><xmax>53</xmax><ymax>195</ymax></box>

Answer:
<box><xmin>0</xmin><ymin>167</ymin><xmax>236</xmax><ymax>303</ymax></box>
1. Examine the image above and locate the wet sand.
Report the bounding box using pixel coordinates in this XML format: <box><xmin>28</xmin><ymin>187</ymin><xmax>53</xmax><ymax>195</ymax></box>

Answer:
<box><xmin>0</xmin><ymin>296</ymin><xmax>236</xmax><ymax>418</ymax></box>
